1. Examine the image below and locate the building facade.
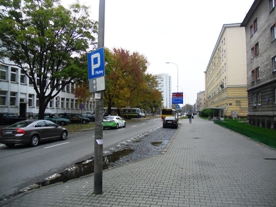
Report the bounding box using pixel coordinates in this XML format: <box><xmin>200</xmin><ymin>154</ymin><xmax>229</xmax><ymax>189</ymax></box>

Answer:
<box><xmin>0</xmin><ymin>58</ymin><xmax>95</xmax><ymax>117</ymax></box>
<box><xmin>241</xmin><ymin>0</ymin><xmax>276</xmax><ymax>129</ymax></box>
<box><xmin>196</xmin><ymin>91</ymin><xmax>205</xmax><ymax>113</ymax></box>
<box><xmin>204</xmin><ymin>24</ymin><xmax>248</xmax><ymax>118</ymax></box>
<box><xmin>155</xmin><ymin>73</ymin><xmax>172</xmax><ymax>109</ymax></box>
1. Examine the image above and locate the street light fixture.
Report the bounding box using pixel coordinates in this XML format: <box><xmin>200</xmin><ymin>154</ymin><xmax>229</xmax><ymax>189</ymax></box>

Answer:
<box><xmin>166</xmin><ymin>62</ymin><xmax>179</xmax><ymax>92</ymax></box>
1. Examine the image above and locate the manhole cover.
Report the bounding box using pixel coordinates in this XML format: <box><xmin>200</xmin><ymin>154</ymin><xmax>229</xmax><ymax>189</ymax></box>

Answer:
<box><xmin>193</xmin><ymin>137</ymin><xmax>200</xmax><ymax>139</ymax></box>
<box><xmin>264</xmin><ymin>158</ymin><xmax>276</xmax><ymax>160</ymax></box>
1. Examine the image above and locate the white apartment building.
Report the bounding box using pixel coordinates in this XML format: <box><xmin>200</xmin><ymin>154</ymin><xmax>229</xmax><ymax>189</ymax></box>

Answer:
<box><xmin>204</xmin><ymin>24</ymin><xmax>248</xmax><ymax>118</ymax></box>
<box><xmin>0</xmin><ymin>58</ymin><xmax>95</xmax><ymax>117</ymax></box>
<box><xmin>155</xmin><ymin>73</ymin><xmax>172</xmax><ymax>108</ymax></box>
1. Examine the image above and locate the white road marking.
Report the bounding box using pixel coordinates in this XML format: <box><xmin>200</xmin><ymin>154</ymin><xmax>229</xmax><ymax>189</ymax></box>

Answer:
<box><xmin>44</xmin><ymin>142</ymin><xmax>69</xmax><ymax>149</ymax></box>
<box><xmin>132</xmin><ymin>125</ymin><xmax>137</xmax><ymax>127</ymax></box>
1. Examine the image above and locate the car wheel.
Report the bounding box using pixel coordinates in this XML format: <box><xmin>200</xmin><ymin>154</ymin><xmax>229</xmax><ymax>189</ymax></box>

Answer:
<box><xmin>60</xmin><ymin>121</ymin><xmax>65</xmax><ymax>126</ymax></box>
<box><xmin>82</xmin><ymin>120</ymin><xmax>87</xmax><ymax>124</ymax></box>
<box><xmin>116</xmin><ymin>123</ymin><xmax>119</xmax><ymax>129</ymax></box>
<box><xmin>30</xmin><ymin>135</ymin><xmax>39</xmax><ymax>147</ymax></box>
<box><xmin>123</xmin><ymin>122</ymin><xmax>126</xmax><ymax>128</ymax></box>
<box><xmin>5</xmin><ymin>143</ymin><xmax>15</xmax><ymax>148</ymax></box>
<box><xmin>60</xmin><ymin>131</ymin><xmax>68</xmax><ymax>140</ymax></box>
<box><xmin>163</xmin><ymin>125</ymin><xmax>166</xmax><ymax>128</ymax></box>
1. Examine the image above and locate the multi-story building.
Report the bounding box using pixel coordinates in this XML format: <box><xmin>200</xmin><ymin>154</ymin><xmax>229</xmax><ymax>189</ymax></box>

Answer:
<box><xmin>0</xmin><ymin>58</ymin><xmax>95</xmax><ymax>117</ymax></box>
<box><xmin>155</xmin><ymin>73</ymin><xmax>172</xmax><ymax>108</ymax></box>
<box><xmin>204</xmin><ymin>24</ymin><xmax>248</xmax><ymax>118</ymax></box>
<box><xmin>241</xmin><ymin>0</ymin><xmax>276</xmax><ymax>129</ymax></box>
<box><xmin>196</xmin><ymin>91</ymin><xmax>205</xmax><ymax>112</ymax></box>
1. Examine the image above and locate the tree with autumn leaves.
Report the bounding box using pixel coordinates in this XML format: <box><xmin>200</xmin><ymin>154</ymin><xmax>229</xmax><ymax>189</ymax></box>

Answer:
<box><xmin>104</xmin><ymin>48</ymin><xmax>162</xmax><ymax>115</ymax></box>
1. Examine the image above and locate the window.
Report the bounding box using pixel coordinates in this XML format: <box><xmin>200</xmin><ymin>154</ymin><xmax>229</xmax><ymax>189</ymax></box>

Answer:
<box><xmin>71</xmin><ymin>83</ymin><xmax>75</xmax><ymax>93</ymax></box>
<box><xmin>272</xmin><ymin>56</ymin><xmax>276</xmax><ymax>72</ymax></box>
<box><xmin>271</xmin><ymin>24</ymin><xmax>276</xmax><ymax>41</ymax></box>
<box><xmin>66</xmin><ymin>84</ymin><xmax>70</xmax><ymax>93</ymax></box>
<box><xmin>62</xmin><ymin>81</ymin><xmax>66</xmax><ymax>92</ymax></box>
<box><xmin>71</xmin><ymin>99</ymin><xmax>74</xmax><ymax>109</ymax></box>
<box><xmin>257</xmin><ymin>93</ymin><xmax>261</xmax><ymax>105</ymax></box>
<box><xmin>66</xmin><ymin>98</ymin><xmax>69</xmax><ymax>108</ymax></box>
<box><xmin>0</xmin><ymin>91</ymin><xmax>6</xmax><ymax>105</ymax></box>
<box><xmin>20</xmin><ymin>70</ymin><xmax>26</xmax><ymax>84</ymax></box>
<box><xmin>10</xmin><ymin>67</ymin><xmax>17</xmax><ymax>82</ymax></box>
<box><xmin>10</xmin><ymin>92</ymin><xmax>16</xmax><ymax>106</ymax></box>
<box><xmin>49</xmin><ymin>99</ymin><xmax>54</xmax><ymax>108</ymax></box>
<box><xmin>250</xmin><ymin>19</ymin><xmax>258</xmax><ymax>36</ymax></box>
<box><xmin>36</xmin><ymin>98</ymin><xmax>39</xmax><ymax>108</ymax></box>
<box><xmin>253</xmin><ymin>94</ymin><xmax>257</xmax><ymax>106</ymax></box>
<box><xmin>56</xmin><ymin>99</ymin><xmax>59</xmax><ymax>108</ymax></box>
<box><xmin>28</xmin><ymin>94</ymin><xmax>34</xmax><ymax>107</ymax></box>
<box><xmin>252</xmin><ymin>67</ymin><xmax>260</xmax><ymax>82</ymax></box>
<box><xmin>251</xmin><ymin>42</ymin><xmax>259</xmax><ymax>58</ymax></box>
<box><xmin>274</xmin><ymin>88</ymin><xmax>276</xmax><ymax>104</ymax></box>
<box><xmin>0</xmin><ymin>65</ymin><xmax>8</xmax><ymax>80</ymax></box>
<box><xmin>61</xmin><ymin>98</ymin><xmax>65</xmax><ymax>108</ymax></box>
<box><xmin>269</xmin><ymin>0</ymin><xmax>276</xmax><ymax>11</ymax></box>
<box><xmin>75</xmin><ymin>100</ymin><xmax>78</xmax><ymax>109</ymax></box>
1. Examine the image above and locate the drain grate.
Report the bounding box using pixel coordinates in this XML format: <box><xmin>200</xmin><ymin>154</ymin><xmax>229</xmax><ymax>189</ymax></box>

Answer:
<box><xmin>264</xmin><ymin>158</ymin><xmax>276</xmax><ymax>160</ymax></box>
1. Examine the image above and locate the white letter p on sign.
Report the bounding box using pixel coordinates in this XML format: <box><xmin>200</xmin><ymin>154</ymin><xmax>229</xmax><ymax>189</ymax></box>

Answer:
<box><xmin>91</xmin><ymin>53</ymin><xmax>100</xmax><ymax>76</ymax></box>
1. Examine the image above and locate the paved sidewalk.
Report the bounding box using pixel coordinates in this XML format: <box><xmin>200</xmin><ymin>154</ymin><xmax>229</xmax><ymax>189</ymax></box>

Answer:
<box><xmin>1</xmin><ymin>117</ymin><xmax>276</xmax><ymax>207</ymax></box>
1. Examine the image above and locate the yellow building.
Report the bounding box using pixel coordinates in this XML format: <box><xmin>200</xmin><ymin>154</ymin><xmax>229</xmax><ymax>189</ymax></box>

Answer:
<box><xmin>204</xmin><ymin>24</ymin><xmax>248</xmax><ymax>118</ymax></box>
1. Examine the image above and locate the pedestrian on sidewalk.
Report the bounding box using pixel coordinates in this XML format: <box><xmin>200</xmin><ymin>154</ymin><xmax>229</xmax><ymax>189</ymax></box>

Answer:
<box><xmin>187</xmin><ymin>113</ymin><xmax>193</xmax><ymax>123</ymax></box>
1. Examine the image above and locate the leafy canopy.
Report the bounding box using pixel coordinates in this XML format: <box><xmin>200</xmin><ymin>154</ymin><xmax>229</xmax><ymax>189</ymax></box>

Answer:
<box><xmin>0</xmin><ymin>0</ymin><xmax>97</xmax><ymax>118</ymax></box>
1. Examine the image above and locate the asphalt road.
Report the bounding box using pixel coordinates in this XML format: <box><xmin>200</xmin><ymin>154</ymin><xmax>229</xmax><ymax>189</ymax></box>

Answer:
<box><xmin>0</xmin><ymin>118</ymin><xmax>162</xmax><ymax>200</ymax></box>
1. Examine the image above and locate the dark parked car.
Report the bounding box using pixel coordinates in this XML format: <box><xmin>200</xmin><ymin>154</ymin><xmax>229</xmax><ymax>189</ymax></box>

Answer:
<box><xmin>80</xmin><ymin>113</ymin><xmax>95</xmax><ymax>122</ymax></box>
<box><xmin>0</xmin><ymin>113</ymin><xmax>26</xmax><ymax>125</ymax></box>
<box><xmin>163</xmin><ymin>116</ymin><xmax>178</xmax><ymax>129</ymax></box>
<box><xmin>59</xmin><ymin>113</ymin><xmax>90</xmax><ymax>124</ymax></box>
<box><xmin>0</xmin><ymin>120</ymin><xmax>68</xmax><ymax>147</ymax></box>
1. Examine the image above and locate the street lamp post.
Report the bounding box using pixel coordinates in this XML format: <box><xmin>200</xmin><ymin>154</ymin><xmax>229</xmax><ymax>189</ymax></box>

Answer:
<box><xmin>166</xmin><ymin>62</ymin><xmax>179</xmax><ymax>92</ymax></box>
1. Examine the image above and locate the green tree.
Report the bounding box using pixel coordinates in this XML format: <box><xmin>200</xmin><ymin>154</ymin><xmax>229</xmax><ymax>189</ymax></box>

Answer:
<box><xmin>104</xmin><ymin>48</ymin><xmax>149</xmax><ymax>114</ymax></box>
<box><xmin>0</xmin><ymin>0</ymin><xmax>97</xmax><ymax>118</ymax></box>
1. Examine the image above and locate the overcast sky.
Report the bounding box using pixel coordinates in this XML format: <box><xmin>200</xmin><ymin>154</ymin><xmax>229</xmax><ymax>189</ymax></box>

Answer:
<box><xmin>63</xmin><ymin>0</ymin><xmax>254</xmax><ymax>105</ymax></box>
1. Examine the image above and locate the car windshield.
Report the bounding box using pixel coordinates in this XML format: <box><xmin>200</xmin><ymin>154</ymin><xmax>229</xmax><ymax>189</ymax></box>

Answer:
<box><xmin>104</xmin><ymin>116</ymin><xmax>115</xmax><ymax>120</ymax></box>
<box><xmin>7</xmin><ymin>120</ymin><xmax>35</xmax><ymax>128</ymax></box>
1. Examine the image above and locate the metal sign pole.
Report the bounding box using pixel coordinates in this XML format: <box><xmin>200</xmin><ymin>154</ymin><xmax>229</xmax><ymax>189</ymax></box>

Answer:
<box><xmin>94</xmin><ymin>0</ymin><xmax>105</xmax><ymax>194</ymax></box>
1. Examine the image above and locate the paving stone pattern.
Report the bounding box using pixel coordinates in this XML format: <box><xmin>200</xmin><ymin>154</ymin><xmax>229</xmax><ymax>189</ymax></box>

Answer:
<box><xmin>1</xmin><ymin>117</ymin><xmax>276</xmax><ymax>207</ymax></box>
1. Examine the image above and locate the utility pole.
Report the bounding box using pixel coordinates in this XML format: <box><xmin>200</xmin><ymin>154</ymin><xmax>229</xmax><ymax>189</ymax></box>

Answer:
<box><xmin>94</xmin><ymin>0</ymin><xmax>105</xmax><ymax>194</ymax></box>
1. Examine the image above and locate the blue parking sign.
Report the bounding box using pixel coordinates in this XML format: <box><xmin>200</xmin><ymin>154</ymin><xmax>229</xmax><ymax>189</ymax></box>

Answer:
<box><xmin>87</xmin><ymin>48</ymin><xmax>105</xmax><ymax>79</ymax></box>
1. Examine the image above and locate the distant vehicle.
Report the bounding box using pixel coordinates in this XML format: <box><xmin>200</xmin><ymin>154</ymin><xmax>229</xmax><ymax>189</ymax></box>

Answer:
<box><xmin>102</xmin><ymin>115</ymin><xmax>126</xmax><ymax>129</ymax></box>
<box><xmin>103</xmin><ymin>107</ymin><xmax>143</xmax><ymax>119</ymax></box>
<box><xmin>161</xmin><ymin>108</ymin><xmax>176</xmax><ymax>120</ymax></box>
<box><xmin>0</xmin><ymin>120</ymin><xmax>68</xmax><ymax>147</ymax></box>
<box><xmin>122</xmin><ymin>107</ymin><xmax>142</xmax><ymax>119</ymax></box>
<box><xmin>0</xmin><ymin>113</ymin><xmax>26</xmax><ymax>125</ymax></box>
<box><xmin>59</xmin><ymin>113</ymin><xmax>90</xmax><ymax>124</ymax></box>
<box><xmin>163</xmin><ymin>116</ymin><xmax>178</xmax><ymax>129</ymax></box>
<box><xmin>44</xmin><ymin>115</ymin><xmax>71</xmax><ymax>125</ymax></box>
<box><xmin>80</xmin><ymin>113</ymin><xmax>95</xmax><ymax>122</ymax></box>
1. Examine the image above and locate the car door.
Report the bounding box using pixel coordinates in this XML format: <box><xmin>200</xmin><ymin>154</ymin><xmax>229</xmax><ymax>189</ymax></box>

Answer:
<box><xmin>45</xmin><ymin>120</ymin><xmax>59</xmax><ymax>139</ymax></box>
<box><xmin>116</xmin><ymin>117</ymin><xmax>123</xmax><ymax>127</ymax></box>
<box><xmin>34</xmin><ymin>120</ymin><xmax>49</xmax><ymax>140</ymax></box>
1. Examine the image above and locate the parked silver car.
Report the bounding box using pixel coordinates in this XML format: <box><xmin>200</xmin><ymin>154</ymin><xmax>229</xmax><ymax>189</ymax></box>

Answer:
<box><xmin>0</xmin><ymin>120</ymin><xmax>68</xmax><ymax>147</ymax></box>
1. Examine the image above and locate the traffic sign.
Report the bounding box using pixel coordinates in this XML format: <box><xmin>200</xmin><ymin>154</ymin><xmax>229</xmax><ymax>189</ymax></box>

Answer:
<box><xmin>88</xmin><ymin>48</ymin><xmax>105</xmax><ymax>92</ymax></box>
<box><xmin>172</xmin><ymin>92</ymin><xmax>183</xmax><ymax>104</ymax></box>
<box><xmin>88</xmin><ymin>48</ymin><xmax>105</xmax><ymax>80</ymax></box>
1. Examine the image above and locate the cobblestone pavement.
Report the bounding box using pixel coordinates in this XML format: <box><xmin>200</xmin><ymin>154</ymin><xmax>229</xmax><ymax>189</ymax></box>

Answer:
<box><xmin>1</xmin><ymin>117</ymin><xmax>276</xmax><ymax>207</ymax></box>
